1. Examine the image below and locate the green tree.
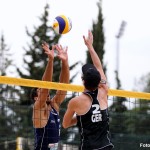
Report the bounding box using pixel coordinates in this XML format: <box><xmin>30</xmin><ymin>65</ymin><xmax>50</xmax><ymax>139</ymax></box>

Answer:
<box><xmin>0</xmin><ymin>33</ymin><xmax>12</xmax><ymax>125</ymax></box>
<box><xmin>123</xmin><ymin>73</ymin><xmax>150</xmax><ymax>149</ymax></box>
<box><xmin>142</xmin><ymin>73</ymin><xmax>150</xmax><ymax>92</ymax></box>
<box><xmin>0</xmin><ymin>33</ymin><xmax>12</xmax><ymax>76</ymax></box>
<box><xmin>135</xmin><ymin>73</ymin><xmax>150</xmax><ymax>92</ymax></box>
<box><xmin>17</xmin><ymin>4</ymin><xmax>79</xmax><ymax>104</ymax></box>
<box><xmin>128</xmin><ymin>72</ymin><xmax>150</xmax><ymax>135</ymax></box>
<box><xmin>0</xmin><ymin>33</ymin><xmax>19</xmax><ymax>149</ymax></box>
<box><xmin>109</xmin><ymin>71</ymin><xmax>127</xmax><ymax>137</ymax></box>
<box><xmin>110</xmin><ymin>58</ymin><xmax>150</xmax><ymax>149</ymax></box>
<box><xmin>115</xmin><ymin>70</ymin><xmax>121</xmax><ymax>90</ymax></box>
<box><xmin>16</xmin><ymin>4</ymin><xmax>60</xmax><ymax>105</ymax></box>
<box><xmin>86</xmin><ymin>1</ymin><xmax>106</xmax><ymax>74</ymax></box>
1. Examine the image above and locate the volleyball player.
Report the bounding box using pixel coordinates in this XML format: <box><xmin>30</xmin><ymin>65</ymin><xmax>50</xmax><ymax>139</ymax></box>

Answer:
<box><xmin>63</xmin><ymin>31</ymin><xmax>114</xmax><ymax>150</ymax></box>
<box><xmin>30</xmin><ymin>42</ymin><xmax>69</xmax><ymax>150</ymax></box>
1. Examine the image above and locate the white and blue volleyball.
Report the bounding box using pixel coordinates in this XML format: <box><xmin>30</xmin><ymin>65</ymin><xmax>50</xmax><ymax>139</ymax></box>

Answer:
<box><xmin>53</xmin><ymin>15</ymin><xmax>72</xmax><ymax>34</ymax></box>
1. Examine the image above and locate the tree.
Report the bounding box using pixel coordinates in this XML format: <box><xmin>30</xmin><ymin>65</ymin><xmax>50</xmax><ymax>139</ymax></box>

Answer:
<box><xmin>142</xmin><ymin>73</ymin><xmax>150</xmax><ymax>92</ymax></box>
<box><xmin>109</xmin><ymin>71</ymin><xmax>127</xmax><ymax>135</ymax></box>
<box><xmin>85</xmin><ymin>1</ymin><xmax>128</xmax><ymax>148</ymax></box>
<box><xmin>135</xmin><ymin>73</ymin><xmax>150</xmax><ymax>92</ymax></box>
<box><xmin>0</xmin><ymin>33</ymin><xmax>12</xmax><ymax>122</ymax></box>
<box><xmin>0</xmin><ymin>33</ymin><xmax>12</xmax><ymax>76</ymax></box>
<box><xmin>0</xmin><ymin>33</ymin><xmax>17</xmax><ymax>98</ymax></box>
<box><xmin>115</xmin><ymin>70</ymin><xmax>121</xmax><ymax>89</ymax></box>
<box><xmin>0</xmin><ymin>33</ymin><xmax>19</xmax><ymax>150</ymax></box>
<box><xmin>17</xmin><ymin>4</ymin><xmax>79</xmax><ymax>104</ymax></box>
<box><xmin>125</xmin><ymin>73</ymin><xmax>150</xmax><ymax>142</ymax></box>
<box><xmin>86</xmin><ymin>1</ymin><xmax>106</xmax><ymax>74</ymax></box>
<box><xmin>16</xmin><ymin>4</ymin><xmax>60</xmax><ymax>105</ymax></box>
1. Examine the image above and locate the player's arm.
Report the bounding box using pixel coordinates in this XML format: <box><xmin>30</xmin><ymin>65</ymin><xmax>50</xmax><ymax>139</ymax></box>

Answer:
<box><xmin>83</xmin><ymin>31</ymin><xmax>106</xmax><ymax>81</ymax></box>
<box><xmin>62</xmin><ymin>98</ymin><xmax>77</xmax><ymax>128</ymax></box>
<box><xmin>83</xmin><ymin>31</ymin><xmax>108</xmax><ymax>109</ymax></box>
<box><xmin>51</xmin><ymin>45</ymin><xmax>70</xmax><ymax>111</ymax></box>
<box><xmin>35</xmin><ymin>42</ymin><xmax>54</xmax><ymax>109</ymax></box>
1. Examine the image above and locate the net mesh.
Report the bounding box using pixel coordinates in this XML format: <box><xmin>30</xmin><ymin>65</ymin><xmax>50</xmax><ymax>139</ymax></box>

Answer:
<box><xmin>0</xmin><ymin>77</ymin><xmax>150</xmax><ymax>150</ymax></box>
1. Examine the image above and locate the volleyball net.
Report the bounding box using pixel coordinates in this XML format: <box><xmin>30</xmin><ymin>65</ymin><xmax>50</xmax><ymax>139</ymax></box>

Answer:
<box><xmin>0</xmin><ymin>76</ymin><xmax>150</xmax><ymax>150</ymax></box>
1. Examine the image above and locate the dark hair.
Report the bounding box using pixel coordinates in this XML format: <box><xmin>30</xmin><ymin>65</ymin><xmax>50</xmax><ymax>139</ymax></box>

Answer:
<box><xmin>82</xmin><ymin>64</ymin><xmax>101</xmax><ymax>90</ymax></box>
<box><xmin>30</xmin><ymin>88</ymin><xmax>38</xmax><ymax>103</ymax></box>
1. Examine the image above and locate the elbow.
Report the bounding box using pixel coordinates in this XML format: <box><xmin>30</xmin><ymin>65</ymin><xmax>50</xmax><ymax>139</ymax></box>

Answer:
<box><xmin>62</xmin><ymin>119</ymin><xmax>71</xmax><ymax>129</ymax></box>
<box><xmin>62</xmin><ymin>122</ymin><xmax>68</xmax><ymax>129</ymax></box>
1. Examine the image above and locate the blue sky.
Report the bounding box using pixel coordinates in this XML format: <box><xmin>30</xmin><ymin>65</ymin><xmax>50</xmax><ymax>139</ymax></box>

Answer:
<box><xmin>0</xmin><ymin>0</ymin><xmax>150</xmax><ymax>92</ymax></box>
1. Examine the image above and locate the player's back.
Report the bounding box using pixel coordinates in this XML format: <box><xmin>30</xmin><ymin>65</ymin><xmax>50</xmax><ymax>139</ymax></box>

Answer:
<box><xmin>76</xmin><ymin>90</ymin><xmax>113</xmax><ymax>150</ymax></box>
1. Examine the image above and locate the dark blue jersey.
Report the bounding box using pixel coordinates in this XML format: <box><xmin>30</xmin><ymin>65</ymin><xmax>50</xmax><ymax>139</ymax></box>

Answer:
<box><xmin>34</xmin><ymin>107</ymin><xmax>60</xmax><ymax>150</ymax></box>
<box><xmin>77</xmin><ymin>90</ymin><xmax>114</xmax><ymax>150</ymax></box>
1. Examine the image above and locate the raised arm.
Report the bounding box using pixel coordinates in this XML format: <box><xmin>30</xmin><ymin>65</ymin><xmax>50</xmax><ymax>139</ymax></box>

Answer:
<box><xmin>51</xmin><ymin>44</ymin><xmax>70</xmax><ymax>111</ymax></box>
<box><xmin>56</xmin><ymin>44</ymin><xmax>69</xmax><ymax>84</ymax></box>
<box><xmin>42</xmin><ymin>42</ymin><xmax>54</xmax><ymax>81</ymax></box>
<box><xmin>83</xmin><ymin>31</ymin><xmax>108</xmax><ymax>109</ymax></box>
<box><xmin>35</xmin><ymin>42</ymin><xmax>54</xmax><ymax>108</ymax></box>
<box><xmin>83</xmin><ymin>31</ymin><xmax>106</xmax><ymax>81</ymax></box>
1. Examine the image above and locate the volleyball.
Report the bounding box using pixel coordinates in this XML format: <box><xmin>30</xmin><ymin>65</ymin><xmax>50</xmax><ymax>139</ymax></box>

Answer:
<box><xmin>52</xmin><ymin>15</ymin><xmax>72</xmax><ymax>34</ymax></box>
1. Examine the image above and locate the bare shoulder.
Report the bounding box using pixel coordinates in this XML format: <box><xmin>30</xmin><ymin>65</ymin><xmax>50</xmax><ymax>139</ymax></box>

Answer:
<box><xmin>68</xmin><ymin>94</ymin><xmax>92</xmax><ymax>115</ymax></box>
<box><xmin>70</xmin><ymin>94</ymin><xmax>89</xmax><ymax>102</ymax></box>
<box><xmin>68</xmin><ymin>96</ymin><xmax>79</xmax><ymax>107</ymax></box>
<box><xmin>68</xmin><ymin>95</ymin><xmax>85</xmax><ymax>108</ymax></box>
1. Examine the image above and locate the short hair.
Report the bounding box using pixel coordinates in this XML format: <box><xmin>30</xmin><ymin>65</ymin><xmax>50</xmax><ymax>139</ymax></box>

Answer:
<box><xmin>30</xmin><ymin>88</ymin><xmax>38</xmax><ymax>103</ymax></box>
<box><xmin>82</xmin><ymin>64</ymin><xmax>101</xmax><ymax>90</ymax></box>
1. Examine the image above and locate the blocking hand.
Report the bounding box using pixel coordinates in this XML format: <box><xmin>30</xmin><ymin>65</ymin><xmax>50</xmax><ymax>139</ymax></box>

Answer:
<box><xmin>42</xmin><ymin>41</ymin><xmax>54</xmax><ymax>60</ymax></box>
<box><xmin>55</xmin><ymin>44</ymin><xmax>68</xmax><ymax>62</ymax></box>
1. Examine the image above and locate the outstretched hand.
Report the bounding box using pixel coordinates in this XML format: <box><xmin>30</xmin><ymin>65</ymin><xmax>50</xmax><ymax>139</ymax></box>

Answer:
<box><xmin>42</xmin><ymin>41</ymin><xmax>54</xmax><ymax>60</ymax></box>
<box><xmin>83</xmin><ymin>30</ymin><xmax>93</xmax><ymax>47</ymax></box>
<box><xmin>55</xmin><ymin>44</ymin><xmax>68</xmax><ymax>62</ymax></box>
